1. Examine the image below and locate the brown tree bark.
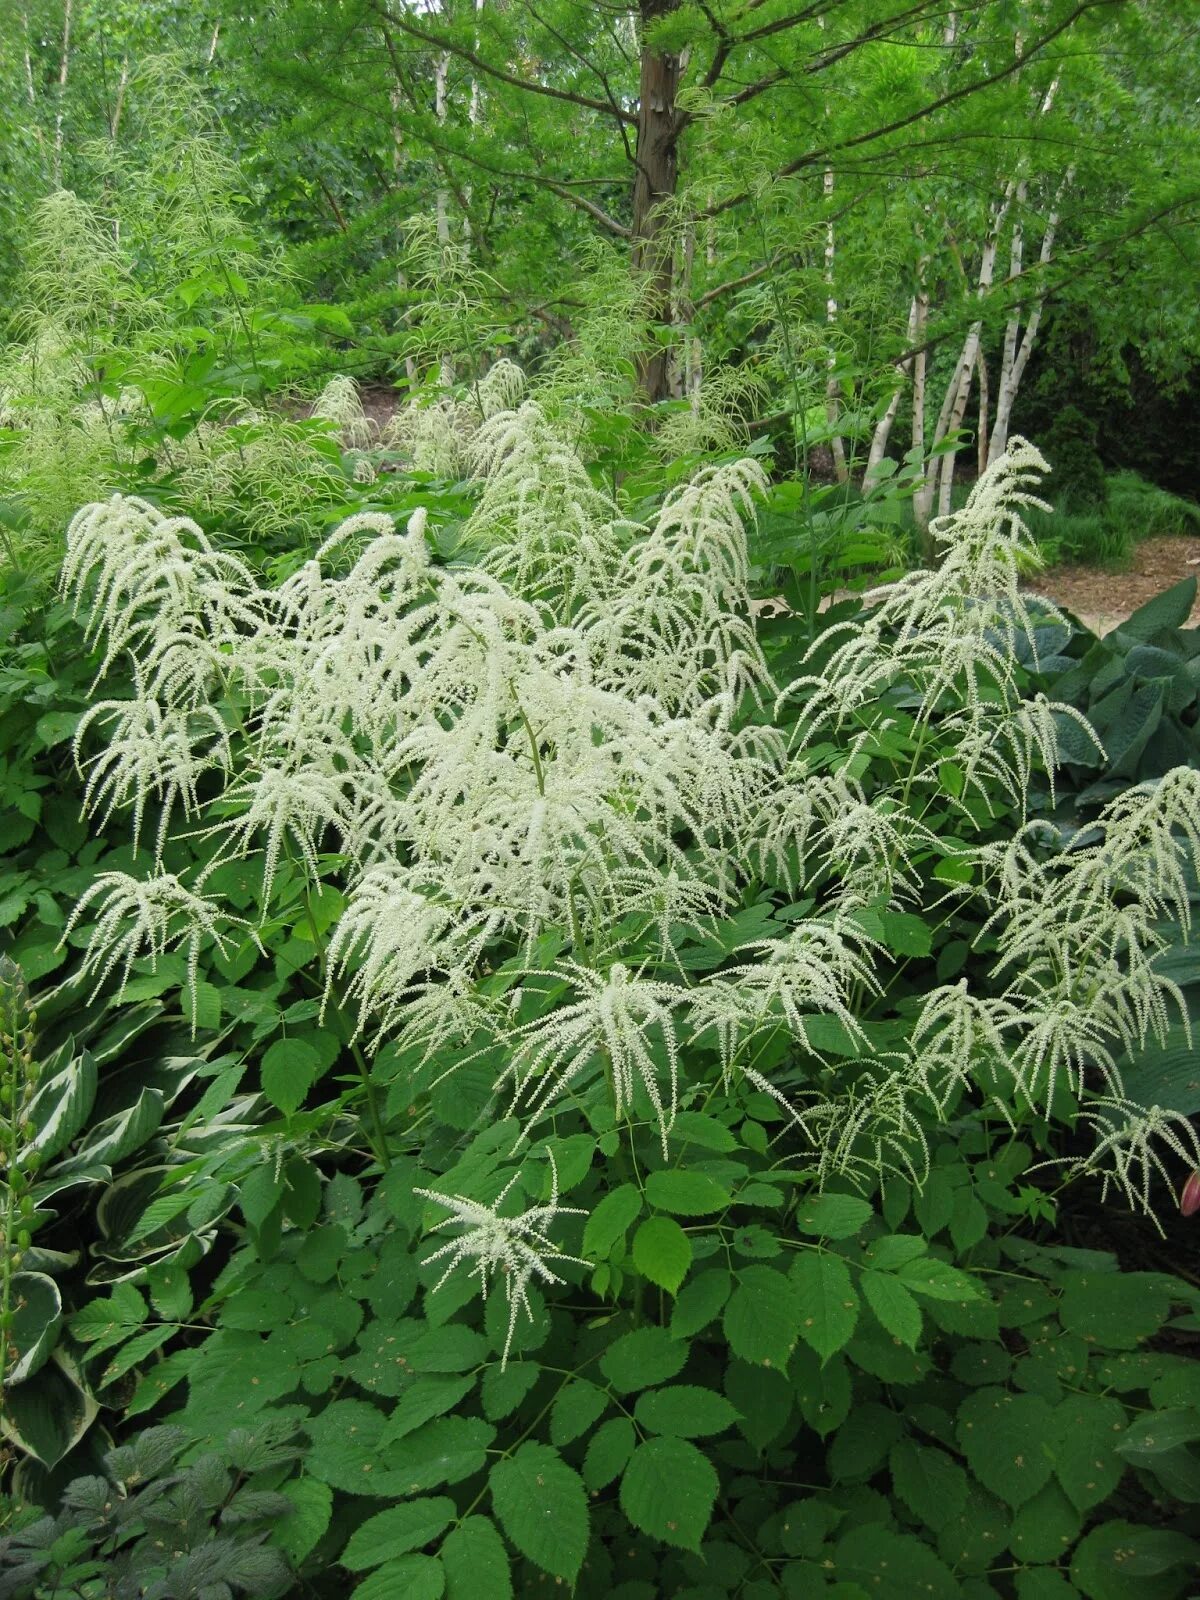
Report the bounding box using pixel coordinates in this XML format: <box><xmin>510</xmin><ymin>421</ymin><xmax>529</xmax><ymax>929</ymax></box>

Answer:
<box><xmin>631</xmin><ymin>0</ymin><xmax>681</xmax><ymax>403</ymax></box>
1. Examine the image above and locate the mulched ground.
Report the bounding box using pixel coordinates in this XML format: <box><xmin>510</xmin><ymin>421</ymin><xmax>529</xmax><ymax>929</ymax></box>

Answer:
<box><xmin>1023</xmin><ymin>536</ymin><xmax>1200</xmax><ymax>634</ymax></box>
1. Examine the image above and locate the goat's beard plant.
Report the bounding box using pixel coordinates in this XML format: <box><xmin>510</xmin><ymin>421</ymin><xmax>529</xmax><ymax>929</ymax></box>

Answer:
<box><xmin>59</xmin><ymin>403</ymin><xmax>1200</xmax><ymax>1358</ymax></box>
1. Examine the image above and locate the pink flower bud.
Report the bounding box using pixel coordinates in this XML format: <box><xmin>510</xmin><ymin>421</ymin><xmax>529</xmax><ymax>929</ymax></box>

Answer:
<box><xmin>1181</xmin><ymin>1170</ymin><xmax>1200</xmax><ymax>1218</ymax></box>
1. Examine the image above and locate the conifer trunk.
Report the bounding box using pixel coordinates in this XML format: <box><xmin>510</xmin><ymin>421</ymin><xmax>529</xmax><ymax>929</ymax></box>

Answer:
<box><xmin>632</xmin><ymin>0</ymin><xmax>681</xmax><ymax>403</ymax></box>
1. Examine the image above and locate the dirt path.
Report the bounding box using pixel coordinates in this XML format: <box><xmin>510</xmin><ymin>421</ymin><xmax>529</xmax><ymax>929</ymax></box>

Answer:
<box><xmin>1023</xmin><ymin>535</ymin><xmax>1200</xmax><ymax>635</ymax></box>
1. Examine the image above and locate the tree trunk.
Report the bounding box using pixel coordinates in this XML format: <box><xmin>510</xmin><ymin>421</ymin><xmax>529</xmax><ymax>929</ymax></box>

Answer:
<box><xmin>631</xmin><ymin>0</ymin><xmax>682</xmax><ymax>403</ymax></box>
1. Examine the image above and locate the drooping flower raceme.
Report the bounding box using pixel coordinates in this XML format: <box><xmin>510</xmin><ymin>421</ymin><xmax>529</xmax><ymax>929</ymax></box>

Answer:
<box><xmin>415</xmin><ymin>1151</ymin><xmax>586</xmax><ymax>1366</ymax></box>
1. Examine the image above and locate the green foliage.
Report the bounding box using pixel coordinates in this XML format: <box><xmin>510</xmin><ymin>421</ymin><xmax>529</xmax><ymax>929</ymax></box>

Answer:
<box><xmin>4</xmin><ymin>336</ymin><xmax>1200</xmax><ymax>1598</ymax></box>
<box><xmin>0</xmin><ymin>1423</ymin><xmax>299</xmax><ymax>1598</ymax></box>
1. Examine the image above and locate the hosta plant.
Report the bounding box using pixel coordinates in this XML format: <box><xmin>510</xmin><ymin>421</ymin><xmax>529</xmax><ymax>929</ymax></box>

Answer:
<box><xmin>30</xmin><ymin>403</ymin><xmax>1200</xmax><ymax>1593</ymax></box>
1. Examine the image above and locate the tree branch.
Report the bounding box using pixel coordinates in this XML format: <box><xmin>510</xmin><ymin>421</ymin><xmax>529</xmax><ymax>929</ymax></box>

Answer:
<box><xmin>370</xmin><ymin>0</ymin><xmax>637</xmax><ymax>125</ymax></box>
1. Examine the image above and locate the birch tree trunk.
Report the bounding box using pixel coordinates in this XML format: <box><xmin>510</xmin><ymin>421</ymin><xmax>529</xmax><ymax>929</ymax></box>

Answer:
<box><xmin>863</xmin><ymin>292</ymin><xmax>920</xmax><ymax>491</ymax></box>
<box><xmin>824</xmin><ymin>167</ymin><xmax>848</xmax><ymax>483</ymax></box>
<box><xmin>987</xmin><ymin>172</ymin><xmax>1070</xmax><ymax>462</ymax></box>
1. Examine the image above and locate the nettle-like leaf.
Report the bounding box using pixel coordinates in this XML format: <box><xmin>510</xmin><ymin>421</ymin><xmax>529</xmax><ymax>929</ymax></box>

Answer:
<box><xmin>489</xmin><ymin>1442</ymin><xmax>589</xmax><ymax>1582</ymax></box>
<box><xmin>619</xmin><ymin>1435</ymin><xmax>718</xmax><ymax>1553</ymax></box>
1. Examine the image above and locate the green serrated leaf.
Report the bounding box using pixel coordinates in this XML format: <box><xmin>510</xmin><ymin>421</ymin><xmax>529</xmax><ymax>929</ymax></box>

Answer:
<box><xmin>341</xmin><ymin>1497</ymin><xmax>456</xmax><ymax>1570</ymax></box>
<box><xmin>794</xmin><ymin>1193</ymin><xmax>873</xmax><ymax>1239</ymax></box>
<box><xmin>644</xmin><ymin>1168</ymin><xmax>731</xmax><ymax>1216</ymax></box>
<box><xmin>633</xmin><ymin>1385</ymin><xmax>740</xmax><ymax>1439</ymax></box>
<box><xmin>550</xmin><ymin>1381</ymin><xmax>608</xmax><ymax>1447</ymax></box>
<box><xmin>670</xmin><ymin>1269</ymin><xmax>731</xmax><ymax>1338</ymax></box>
<box><xmin>619</xmin><ymin>1436</ymin><xmax>717</xmax><ymax>1553</ymax></box>
<box><xmin>441</xmin><ymin>1516</ymin><xmax>512</xmax><ymax>1600</ymax></box>
<box><xmin>352</xmin><ymin>1555</ymin><xmax>444</xmax><ymax>1600</ymax></box>
<box><xmin>583</xmin><ymin>1416</ymin><xmax>636</xmax><ymax>1490</ymax></box>
<box><xmin>582</xmin><ymin>1183</ymin><xmax>642</xmax><ymax>1259</ymax></box>
<box><xmin>599</xmin><ymin>1326</ymin><xmax>688</xmax><ymax>1393</ymax></box>
<box><xmin>723</xmin><ymin>1266</ymin><xmax>800</xmax><ymax>1369</ymax></box>
<box><xmin>861</xmin><ymin>1271</ymin><xmax>922</xmax><ymax>1349</ymax></box>
<box><xmin>260</xmin><ymin>1036</ymin><xmax>323</xmax><ymax>1117</ymax></box>
<box><xmin>273</xmin><ymin>1477</ymin><xmax>333</xmax><ymax>1566</ymax></box>
<box><xmin>490</xmin><ymin>1443</ymin><xmax>588</xmax><ymax>1582</ymax></box>
<box><xmin>792</xmin><ymin>1252</ymin><xmax>859</xmax><ymax>1362</ymax></box>
<box><xmin>957</xmin><ymin>1387</ymin><xmax>1055</xmax><ymax>1507</ymax></box>
<box><xmin>632</xmin><ymin>1215</ymin><xmax>691</xmax><ymax>1294</ymax></box>
<box><xmin>835</xmin><ymin>1525</ymin><xmax>958</xmax><ymax>1600</ymax></box>
<box><xmin>1010</xmin><ymin>1479</ymin><xmax>1082</xmax><ymax>1565</ymax></box>
<box><xmin>889</xmin><ymin>1439</ymin><xmax>968</xmax><ymax>1532</ymax></box>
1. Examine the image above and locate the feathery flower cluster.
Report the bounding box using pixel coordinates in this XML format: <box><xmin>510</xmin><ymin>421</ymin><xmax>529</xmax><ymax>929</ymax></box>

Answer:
<box><xmin>415</xmin><ymin>1151</ymin><xmax>586</xmax><ymax>1366</ymax></box>
<box><xmin>59</xmin><ymin>402</ymin><xmax>1200</xmax><ymax>1232</ymax></box>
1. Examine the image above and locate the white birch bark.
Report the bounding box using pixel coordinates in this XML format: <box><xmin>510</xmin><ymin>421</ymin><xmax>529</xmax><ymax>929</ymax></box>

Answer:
<box><xmin>987</xmin><ymin>170</ymin><xmax>1070</xmax><ymax>462</ymax></box>
<box><xmin>914</xmin><ymin>182</ymin><xmax>1015</xmax><ymax>528</ymax></box>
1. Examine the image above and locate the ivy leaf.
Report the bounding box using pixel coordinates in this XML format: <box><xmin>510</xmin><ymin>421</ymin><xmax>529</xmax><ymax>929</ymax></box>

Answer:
<box><xmin>792</xmin><ymin>1252</ymin><xmax>859</xmax><ymax>1362</ymax></box>
<box><xmin>633</xmin><ymin>1386</ymin><xmax>740</xmax><ymax>1439</ymax></box>
<box><xmin>441</xmin><ymin>1516</ymin><xmax>512</xmax><ymax>1600</ymax></box>
<box><xmin>862</xmin><ymin>1271</ymin><xmax>922</xmax><ymax>1348</ymax></box>
<box><xmin>260</xmin><ymin>1036</ymin><xmax>322</xmax><ymax>1117</ymax></box>
<box><xmin>599</xmin><ymin>1327</ymin><xmax>688</xmax><ymax>1393</ymax></box>
<box><xmin>644</xmin><ymin>1169</ymin><xmax>731</xmax><ymax>1216</ymax></box>
<box><xmin>490</xmin><ymin>1443</ymin><xmax>588</xmax><ymax>1582</ymax></box>
<box><xmin>957</xmin><ymin>1388</ymin><xmax>1055</xmax><ymax>1507</ymax></box>
<box><xmin>723</xmin><ymin>1266</ymin><xmax>800</xmax><ymax>1369</ymax></box>
<box><xmin>620</xmin><ymin>1436</ymin><xmax>718</xmax><ymax>1552</ymax></box>
<box><xmin>794</xmin><ymin>1193</ymin><xmax>873</xmax><ymax>1239</ymax></box>
<box><xmin>632</xmin><ymin>1215</ymin><xmax>691</xmax><ymax>1294</ymax></box>
<box><xmin>341</xmin><ymin>1498</ymin><xmax>456</xmax><ymax>1570</ymax></box>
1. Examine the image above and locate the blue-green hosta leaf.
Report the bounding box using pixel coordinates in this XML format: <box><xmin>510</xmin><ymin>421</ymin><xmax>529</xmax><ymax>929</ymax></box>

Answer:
<box><xmin>5</xmin><ymin>1273</ymin><xmax>62</xmax><ymax>1384</ymax></box>
<box><xmin>490</xmin><ymin>1443</ymin><xmax>588</xmax><ymax>1582</ymax></box>
<box><xmin>619</xmin><ymin>1436</ymin><xmax>718</xmax><ymax>1553</ymax></box>
<box><xmin>441</xmin><ymin>1516</ymin><xmax>512</xmax><ymax>1600</ymax></box>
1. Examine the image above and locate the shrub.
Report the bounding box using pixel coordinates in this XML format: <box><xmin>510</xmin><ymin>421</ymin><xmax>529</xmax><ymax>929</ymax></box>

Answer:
<box><xmin>20</xmin><ymin>405</ymin><xmax>1200</xmax><ymax>1592</ymax></box>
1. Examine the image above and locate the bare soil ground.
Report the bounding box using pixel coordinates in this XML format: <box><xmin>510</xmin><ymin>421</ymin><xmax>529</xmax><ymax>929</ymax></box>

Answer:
<box><xmin>1022</xmin><ymin>536</ymin><xmax>1200</xmax><ymax>635</ymax></box>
